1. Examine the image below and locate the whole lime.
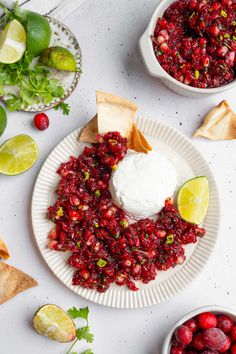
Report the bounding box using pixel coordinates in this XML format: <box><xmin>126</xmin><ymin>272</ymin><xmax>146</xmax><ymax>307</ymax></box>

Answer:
<box><xmin>27</xmin><ymin>12</ymin><xmax>51</xmax><ymax>58</ymax></box>
<box><xmin>39</xmin><ymin>46</ymin><xmax>76</xmax><ymax>71</ymax></box>
<box><xmin>0</xmin><ymin>106</ymin><xmax>7</xmax><ymax>137</ymax></box>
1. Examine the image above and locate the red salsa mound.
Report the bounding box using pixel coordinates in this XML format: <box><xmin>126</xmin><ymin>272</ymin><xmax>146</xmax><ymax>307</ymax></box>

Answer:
<box><xmin>48</xmin><ymin>132</ymin><xmax>205</xmax><ymax>293</ymax></box>
<box><xmin>152</xmin><ymin>0</ymin><xmax>236</xmax><ymax>88</ymax></box>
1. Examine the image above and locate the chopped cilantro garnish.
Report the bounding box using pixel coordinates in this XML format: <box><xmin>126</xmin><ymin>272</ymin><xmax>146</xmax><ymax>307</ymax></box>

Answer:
<box><xmin>189</xmin><ymin>12</ymin><xmax>195</xmax><ymax>19</ymax></box>
<box><xmin>224</xmin><ymin>34</ymin><xmax>230</xmax><ymax>38</ymax></box>
<box><xmin>54</xmin><ymin>102</ymin><xmax>70</xmax><ymax>115</ymax></box>
<box><xmin>97</xmin><ymin>259</ymin><xmax>107</xmax><ymax>268</ymax></box>
<box><xmin>120</xmin><ymin>220</ymin><xmax>129</xmax><ymax>228</ymax></box>
<box><xmin>166</xmin><ymin>234</ymin><xmax>174</xmax><ymax>244</ymax></box>
<box><xmin>145</xmin><ymin>234</ymin><xmax>149</xmax><ymax>239</ymax></box>
<box><xmin>140</xmin><ymin>260</ymin><xmax>146</xmax><ymax>265</ymax></box>
<box><xmin>94</xmin><ymin>223</ymin><xmax>99</xmax><ymax>228</ymax></box>
<box><xmin>77</xmin><ymin>241</ymin><xmax>81</xmax><ymax>248</ymax></box>
<box><xmin>114</xmin><ymin>233</ymin><xmax>120</xmax><ymax>239</ymax></box>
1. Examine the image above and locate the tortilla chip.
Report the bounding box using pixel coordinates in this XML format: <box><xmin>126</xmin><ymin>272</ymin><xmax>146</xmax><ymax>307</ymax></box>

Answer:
<box><xmin>138</xmin><ymin>129</ymin><xmax>152</xmax><ymax>151</ymax></box>
<box><xmin>0</xmin><ymin>263</ymin><xmax>38</xmax><ymax>305</ymax></box>
<box><xmin>0</xmin><ymin>238</ymin><xmax>10</xmax><ymax>260</ymax></box>
<box><xmin>193</xmin><ymin>100</ymin><xmax>236</xmax><ymax>140</ymax></box>
<box><xmin>129</xmin><ymin>124</ymin><xmax>149</xmax><ymax>154</ymax></box>
<box><xmin>78</xmin><ymin>115</ymin><xmax>98</xmax><ymax>143</ymax></box>
<box><xmin>96</xmin><ymin>91</ymin><xmax>136</xmax><ymax>139</ymax></box>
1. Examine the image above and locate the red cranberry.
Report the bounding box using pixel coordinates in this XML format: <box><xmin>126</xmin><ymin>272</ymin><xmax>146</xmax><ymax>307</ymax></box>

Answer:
<box><xmin>217</xmin><ymin>315</ymin><xmax>233</xmax><ymax>333</ymax></box>
<box><xmin>184</xmin><ymin>318</ymin><xmax>198</xmax><ymax>333</ymax></box>
<box><xmin>198</xmin><ymin>312</ymin><xmax>217</xmax><ymax>329</ymax></box>
<box><xmin>170</xmin><ymin>346</ymin><xmax>185</xmax><ymax>354</ymax></box>
<box><xmin>231</xmin><ymin>326</ymin><xmax>236</xmax><ymax>342</ymax></box>
<box><xmin>203</xmin><ymin>328</ymin><xmax>227</xmax><ymax>350</ymax></box>
<box><xmin>34</xmin><ymin>113</ymin><xmax>49</xmax><ymax>131</ymax></box>
<box><xmin>192</xmin><ymin>333</ymin><xmax>206</xmax><ymax>350</ymax></box>
<box><xmin>219</xmin><ymin>336</ymin><xmax>231</xmax><ymax>353</ymax></box>
<box><xmin>175</xmin><ymin>326</ymin><xmax>193</xmax><ymax>346</ymax></box>
<box><xmin>231</xmin><ymin>344</ymin><xmax>236</xmax><ymax>354</ymax></box>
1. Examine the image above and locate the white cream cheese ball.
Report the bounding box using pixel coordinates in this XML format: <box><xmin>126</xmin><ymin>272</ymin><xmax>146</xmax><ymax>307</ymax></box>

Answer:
<box><xmin>109</xmin><ymin>151</ymin><xmax>177</xmax><ymax>219</ymax></box>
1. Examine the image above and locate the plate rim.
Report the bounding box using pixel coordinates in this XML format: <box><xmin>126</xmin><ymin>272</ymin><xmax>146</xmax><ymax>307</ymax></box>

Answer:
<box><xmin>31</xmin><ymin>118</ymin><xmax>220</xmax><ymax>308</ymax></box>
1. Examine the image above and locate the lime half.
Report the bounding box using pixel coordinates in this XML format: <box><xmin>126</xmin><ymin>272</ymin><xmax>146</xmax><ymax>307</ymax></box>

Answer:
<box><xmin>177</xmin><ymin>176</ymin><xmax>209</xmax><ymax>224</ymax></box>
<box><xmin>33</xmin><ymin>304</ymin><xmax>76</xmax><ymax>343</ymax></box>
<box><xmin>0</xmin><ymin>135</ymin><xmax>38</xmax><ymax>175</ymax></box>
<box><xmin>0</xmin><ymin>19</ymin><xmax>26</xmax><ymax>64</ymax></box>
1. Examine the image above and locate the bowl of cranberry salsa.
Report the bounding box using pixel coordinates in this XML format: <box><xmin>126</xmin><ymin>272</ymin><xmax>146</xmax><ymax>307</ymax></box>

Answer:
<box><xmin>139</xmin><ymin>0</ymin><xmax>236</xmax><ymax>97</ymax></box>
<box><xmin>162</xmin><ymin>305</ymin><xmax>236</xmax><ymax>354</ymax></box>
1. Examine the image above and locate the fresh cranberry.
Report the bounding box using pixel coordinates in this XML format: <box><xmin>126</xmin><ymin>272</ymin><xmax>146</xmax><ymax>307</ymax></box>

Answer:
<box><xmin>34</xmin><ymin>113</ymin><xmax>49</xmax><ymax>131</ymax></box>
<box><xmin>192</xmin><ymin>333</ymin><xmax>206</xmax><ymax>350</ymax></box>
<box><xmin>184</xmin><ymin>318</ymin><xmax>199</xmax><ymax>333</ymax></box>
<box><xmin>198</xmin><ymin>312</ymin><xmax>217</xmax><ymax>329</ymax></box>
<box><xmin>203</xmin><ymin>328</ymin><xmax>227</xmax><ymax>350</ymax></box>
<box><xmin>217</xmin><ymin>315</ymin><xmax>233</xmax><ymax>333</ymax></box>
<box><xmin>231</xmin><ymin>326</ymin><xmax>236</xmax><ymax>342</ymax></box>
<box><xmin>219</xmin><ymin>336</ymin><xmax>231</xmax><ymax>353</ymax></box>
<box><xmin>175</xmin><ymin>326</ymin><xmax>193</xmax><ymax>346</ymax></box>
<box><xmin>231</xmin><ymin>344</ymin><xmax>236</xmax><ymax>354</ymax></box>
<box><xmin>170</xmin><ymin>346</ymin><xmax>185</xmax><ymax>354</ymax></box>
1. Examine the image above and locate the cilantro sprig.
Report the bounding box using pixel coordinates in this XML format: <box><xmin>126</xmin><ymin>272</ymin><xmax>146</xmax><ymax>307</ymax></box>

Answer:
<box><xmin>66</xmin><ymin>306</ymin><xmax>94</xmax><ymax>354</ymax></box>
<box><xmin>54</xmin><ymin>102</ymin><xmax>70</xmax><ymax>116</ymax></box>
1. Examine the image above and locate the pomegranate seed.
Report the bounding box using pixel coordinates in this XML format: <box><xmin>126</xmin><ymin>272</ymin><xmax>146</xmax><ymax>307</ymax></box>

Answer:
<box><xmin>34</xmin><ymin>113</ymin><xmax>49</xmax><ymax>131</ymax></box>
<box><xmin>48</xmin><ymin>228</ymin><xmax>57</xmax><ymax>240</ymax></box>
<box><xmin>198</xmin><ymin>312</ymin><xmax>217</xmax><ymax>329</ymax></box>
<box><xmin>79</xmin><ymin>269</ymin><xmax>90</xmax><ymax>280</ymax></box>
<box><xmin>48</xmin><ymin>240</ymin><xmax>58</xmax><ymax>250</ymax></box>
<box><xmin>69</xmin><ymin>210</ymin><xmax>83</xmax><ymax>221</ymax></box>
<box><xmin>160</xmin><ymin>42</ymin><xmax>169</xmax><ymax>53</ymax></box>
<box><xmin>217</xmin><ymin>46</ymin><xmax>228</xmax><ymax>57</ymax></box>
<box><xmin>189</xmin><ymin>0</ymin><xmax>198</xmax><ymax>9</ymax></box>
<box><xmin>211</xmin><ymin>2</ymin><xmax>221</xmax><ymax>11</ymax></box>
<box><xmin>202</xmin><ymin>55</ymin><xmax>210</xmax><ymax>67</ymax></box>
<box><xmin>209</xmin><ymin>25</ymin><xmax>220</xmax><ymax>37</ymax></box>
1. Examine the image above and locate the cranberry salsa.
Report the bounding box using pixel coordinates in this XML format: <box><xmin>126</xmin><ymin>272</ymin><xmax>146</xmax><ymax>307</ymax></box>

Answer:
<box><xmin>152</xmin><ymin>0</ymin><xmax>236</xmax><ymax>88</ymax></box>
<box><xmin>171</xmin><ymin>311</ymin><xmax>236</xmax><ymax>354</ymax></box>
<box><xmin>48</xmin><ymin>132</ymin><xmax>205</xmax><ymax>293</ymax></box>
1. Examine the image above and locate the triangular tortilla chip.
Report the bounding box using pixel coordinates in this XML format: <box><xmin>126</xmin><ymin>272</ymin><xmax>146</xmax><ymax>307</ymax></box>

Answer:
<box><xmin>138</xmin><ymin>129</ymin><xmax>152</xmax><ymax>151</ymax></box>
<box><xmin>0</xmin><ymin>263</ymin><xmax>38</xmax><ymax>305</ymax></box>
<box><xmin>193</xmin><ymin>100</ymin><xmax>236</xmax><ymax>140</ymax></box>
<box><xmin>0</xmin><ymin>238</ymin><xmax>10</xmax><ymax>260</ymax></box>
<box><xmin>78</xmin><ymin>115</ymin><xmax>98</xmax><ymax>143</ymax></box>
<box><xmin>96</xmin><ymin>91</ymin><xmax>136</xmax><ymax>139</ymax></box>
<box><xmin>129</xmin><ymin>124</ymin><xmax>149</xmax><ymax>153</ymax></box>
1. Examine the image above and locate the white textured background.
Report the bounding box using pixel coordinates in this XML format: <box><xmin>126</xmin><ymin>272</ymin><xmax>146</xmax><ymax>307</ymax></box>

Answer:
<box><xmin>0</xmin><ymin>1</ymin><xmax>236</xmax><ymax>353</ymax></box>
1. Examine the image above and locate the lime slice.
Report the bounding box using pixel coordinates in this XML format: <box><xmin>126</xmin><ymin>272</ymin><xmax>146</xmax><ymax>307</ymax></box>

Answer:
<box><xmin>0</xmin><ymin>135</ymin><xmax>38</xmax><ymax>175</ymax></box>
<box><xmin>0</xmin><ymin>19</ymin><xmax>26</xmax><ymax>64</ymax></box>
<box><xmin>33</xmin><ymin>304</ymin><xmax>76</xmax><ymax>343</ymax></box>
<box><xmin>177</xmin><ymin>176</ymin><xmax>209</xmax><ymax>224</ymax></box>
<box><xmin>0</xmin><ymin>106</ymin><xmax>7</xmax><ymax>137</ymax></box>
<box><xmin>27</xmin><ymin>12</ymin><xmax>51</xmax><ymax>58</ymax></box>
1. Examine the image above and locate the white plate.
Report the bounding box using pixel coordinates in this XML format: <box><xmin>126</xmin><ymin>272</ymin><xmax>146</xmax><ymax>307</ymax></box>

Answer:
<box><xmin>31</xmin><ymin>117</ymin><xmax>220</xmax><ymax>308</ymax></box>
<box><xmin>0</xmin><ymin>16</ymin><xmax>82</xmax><ymax>112</ymax></box>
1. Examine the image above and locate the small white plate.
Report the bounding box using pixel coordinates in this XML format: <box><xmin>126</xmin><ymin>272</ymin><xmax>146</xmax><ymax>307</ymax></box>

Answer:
<box><xmin>0</xmin><ymin>16</ymin><xmax>82</xmax><ymax>112</ymax></box>
<box><xmin>31</xmin><ymin>118</ymin><xmax>220</xmax><ymax>308</ymax></box>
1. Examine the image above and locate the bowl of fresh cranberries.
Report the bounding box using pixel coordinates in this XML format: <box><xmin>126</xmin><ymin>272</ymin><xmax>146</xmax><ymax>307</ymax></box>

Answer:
<box><xmin>162</xmin><ymin>306</ymin><xmax>236</xmax><ymax>354</ymax></box>
<box><xmin>139</xmin><ymin>0</ymin><xmax>236</xmax><ymax>97</ymax></box>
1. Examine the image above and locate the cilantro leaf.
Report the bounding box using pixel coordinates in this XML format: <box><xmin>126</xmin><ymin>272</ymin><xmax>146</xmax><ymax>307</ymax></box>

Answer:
<box><xmin>68</xmin><ymin>306</ymin><xmax>89</xmax><ymax>321</ymax></box>
<box><xmin>76</xmin><ymin>326</ymin><xmax>94</xmax><ymax>343</ymax></box>
<box><xmin>81</xmin><ymin>349</ymin><xmax>94</xmax><ymax>354</ymax></box>
<box><xmin>54</xmin><ymin>102</ymin><xmax>70</xmax><ymax>115</ymax></box>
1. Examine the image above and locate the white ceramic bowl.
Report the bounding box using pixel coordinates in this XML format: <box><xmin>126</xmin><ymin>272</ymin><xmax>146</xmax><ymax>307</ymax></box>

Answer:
<box><xmin>162</xmin><ymin>305</ymin><xmax>236</xmax><ymax>354</ymax></box>
<box><xmin>139</xmin><ymin>0</ymin><xmax>236</xmax><ymax>98</ymax></box>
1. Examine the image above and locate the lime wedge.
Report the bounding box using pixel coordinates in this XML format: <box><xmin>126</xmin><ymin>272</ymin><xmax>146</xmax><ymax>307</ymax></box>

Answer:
<box><xmin>0</xmin><ymin>106</ymin><xmax>7</xmax><ymax>137</ymax></box>
<box><xmin>33</xmin><ymin>304</ymin><xmax>76</xmax><ymax>343</ymax></box>
<box><xmin>0</xmin><ymin>135</ymin><xmax>38</xmax><ymax>175</ymax></box>
<box><xmin>177</xmin><ymin>176</ymin><xmax>209</xmax><ymax>224</ymax></box>
<box><xmin>0</xmin><ymin>19</ymin><xmax>26</xmax><ymax>64</ymax></box>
